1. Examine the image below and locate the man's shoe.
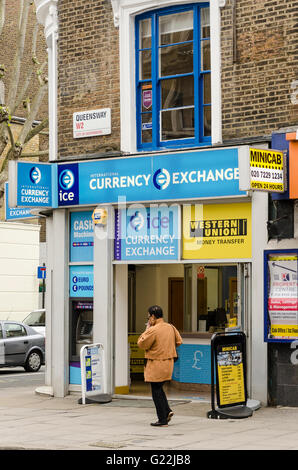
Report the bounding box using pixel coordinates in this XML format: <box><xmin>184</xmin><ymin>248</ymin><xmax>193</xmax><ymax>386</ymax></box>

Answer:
<box><xmin>167</xmin><ymin>411</ymin><xmax>174</xmax><ymax>423</ymax></box>
<box><xmin>150</xmin><ymin>421</ymin><xmax>168</xmax><ymax>427</ymax></box>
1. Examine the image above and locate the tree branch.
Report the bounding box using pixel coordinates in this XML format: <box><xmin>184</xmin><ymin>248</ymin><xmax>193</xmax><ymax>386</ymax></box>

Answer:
<box><xmin>7</xmin><ymin>0</ymin><xmax>31</xmax><ymax>110</ymax></box>
<box><xmin>17</xmin><ymin>82</ymin><xmax>47</xmax><ymax>145</ymax></box>
<box><xmin>24</xmin><ymin>117</ymin><xmax>48</xmax><ymax>144</ymax></box>
<box><xmin>18</xmin><ymin>149</ymin><xmax>48</xmax><ymax>158</ymax></box>
<box><xmin>13</xmin><ymin>20</ymin><xmax>41</xmax><ymax>113</ymax></box>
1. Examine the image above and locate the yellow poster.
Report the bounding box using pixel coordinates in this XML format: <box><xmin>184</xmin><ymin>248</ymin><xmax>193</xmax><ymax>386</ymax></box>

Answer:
<box><xmin>250</xmin><ymin>148</ymin><xmax>284</xmax><ymax>192</ymax></box>
<box><xmin>128</xmin><ymin>334</ymin><xmax>145</xmax><ymax>373</ymax></box>
<box><xmin>182</xmin><ymin>203</ymin><xmax>251</xmax><ymax>259</ymax></box>
<box><xmin>217</xmin><ymin>345</ymin><xmax>245</xmax><ymax>406</ymax></box>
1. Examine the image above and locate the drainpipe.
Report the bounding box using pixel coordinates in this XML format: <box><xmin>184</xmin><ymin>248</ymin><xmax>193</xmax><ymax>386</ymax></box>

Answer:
<box><xmin>33</xmin><ymin>0</ymin><xmax>59</xmax><ymax>397</ymax></box>
<box><xmin>34</xmin><ymin>0</ymin><xmax>58</xmax><ymax>162</ymax></box>
<box><xmin>210</xmin><ymin>0</ymin><xmax>225</xmax><ymax>145</ymax></box>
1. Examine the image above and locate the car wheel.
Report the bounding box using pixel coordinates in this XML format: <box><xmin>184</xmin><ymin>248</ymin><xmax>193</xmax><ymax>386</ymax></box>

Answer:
<box><xmin>24</xmin><ymin>351</ymin><xmax>42</xmax><ymax>372</ymax></box>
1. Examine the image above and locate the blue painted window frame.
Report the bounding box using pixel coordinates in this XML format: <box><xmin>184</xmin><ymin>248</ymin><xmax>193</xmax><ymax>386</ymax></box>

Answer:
<box><xmin>264</xmin><ymin>249</ymin><xmax>298</xmax><ymax>343</ymax></box>
<box><xmin>136</xmin><ymin>3</ymin><xmax>211</xmax><ymax>152</ymax></box>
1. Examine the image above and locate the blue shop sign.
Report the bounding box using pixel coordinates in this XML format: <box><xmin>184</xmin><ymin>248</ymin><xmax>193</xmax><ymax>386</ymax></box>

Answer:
<box><xmin>70</xmin><ymin>211</ymin><xmax>94</xmax><ymax>262</ymax></box>
<box><xmin>57</xmin><ymin>148</ymin><xmax>245</xmax><ymax>207</ymax></box>
<box><xmin>5</xmin><ymin>183</ymin><xmax>37</xmax><ymax>220</ymax></box>
<box><xmin>69</xmin><ymin>265</ymin><xmax>94</xmax><ymax>298</ymax></box>
<box><xmin>114</xmin><ymin>206</ymin><xmax>180</xmax><ymax>261</ymax></box>
<box><xmin>9</xmin><ymin>161</ymin><xmax>55</xmax><ymax>208</ymax></box>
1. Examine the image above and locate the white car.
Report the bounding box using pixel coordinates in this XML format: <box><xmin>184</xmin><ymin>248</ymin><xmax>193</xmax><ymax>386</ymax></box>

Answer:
<box><xmin>23</xmin><ymin>309</ymin><xmax>45</xmax><ymax>336</ymax></box>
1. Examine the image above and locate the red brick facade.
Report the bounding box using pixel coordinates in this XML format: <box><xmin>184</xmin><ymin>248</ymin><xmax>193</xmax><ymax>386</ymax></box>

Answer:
<box><xmin>57</xmin><ymin>0</ymin><xmax>297</xmax><ymax>158</ymax></box>
<box><xmin>58</xmin><ymin>0</ymin><xmax>120</xmax><ymax>159</ymax></box>
<box><xmin>221</xmin><ymin>0</ymin><xmax>298</xmax><ymax>140</ymax></box>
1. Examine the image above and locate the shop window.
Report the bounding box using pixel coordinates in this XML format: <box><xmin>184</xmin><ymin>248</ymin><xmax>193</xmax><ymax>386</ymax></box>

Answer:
<box><xmin>184</xmin><ymin>265</ymin><xmax>241</xmax><ymax>333</ymax></box>
<box><xmin>136</xmin><ymin>4</ymin><xmax>211</xmax><ymax>151</ymax></box>
<box><xmin>268</xmin><ymin>197</ymin><xmax>294</xmax><ymax>240</ymax></box>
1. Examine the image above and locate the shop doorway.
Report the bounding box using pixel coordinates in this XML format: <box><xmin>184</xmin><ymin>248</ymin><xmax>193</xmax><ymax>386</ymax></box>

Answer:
<box><xmin>125</xmin><ymin>262</ymin><xmax>251</xmax><ymax>398</ymax></box>
<box><xmin>168</xmin><ymin>277</ymin><xmax>184</xmax><ymax>330</ymax></box>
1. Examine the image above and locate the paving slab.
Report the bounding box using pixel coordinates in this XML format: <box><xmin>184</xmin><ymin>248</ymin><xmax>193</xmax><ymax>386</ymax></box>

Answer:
<box><xmin>1</xmin><ymin>386</ymin><xmax>298</xmax><ymax>451</ymax></box>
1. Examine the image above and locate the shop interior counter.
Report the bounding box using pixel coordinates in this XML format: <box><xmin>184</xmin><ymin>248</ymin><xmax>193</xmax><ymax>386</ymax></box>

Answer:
<box><xmin>172</xmin><ymin>332</ymin><xmax>215</xmax><ymax>389</ymax></box>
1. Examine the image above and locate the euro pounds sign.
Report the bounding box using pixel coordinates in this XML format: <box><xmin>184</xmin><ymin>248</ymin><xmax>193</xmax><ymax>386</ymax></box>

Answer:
<box><xmin>249</xmin><ymin>148</ymin><xmax>285</xmax><ymax>193</ymax></box>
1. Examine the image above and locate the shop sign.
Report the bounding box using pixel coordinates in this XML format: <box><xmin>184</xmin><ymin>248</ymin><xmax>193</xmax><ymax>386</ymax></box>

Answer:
<box><xmin>128</xmin><ymin>334</ymin><xmax>145</xmax><ymax>373</ymax></box>
<box><xmin>80</xmin><ymin>343</ymin><xmax>106</xmax><ymax>404</ymax></box>
<box><xmin>182</xmin><ymin>203</ymin><xmax>252</xmax><ymax>260</ymax></box>
<box><xmin>73</xmin><ymin>108</ymin><xmax>111</xmax><ymax>139</ymax></box>
<box><xmin>70</xmin><ymin>211</ymin><xmax>94</xmax><ymax>262</ymax></box>
<box><xmin>197</xmin><ymin>265</ymin><xmax>205</xmax><ymax>279</ymax></box>
<box><xmin>207</xmin><ymin>332</ymin><xmax>252</xmax><ymax>419</ymax></box>
<box><xmin>239</xmin><ymin>146</ymin><xmax>285</xmax><ymax>193</ymax></box>
<box><xmin>8</xmin><ymin>161</ymin><xmax>54</xmax><ymax>208</ymax></box>
<box><xmin>143</xmin><ymin>89</ymin><xmax>152</xmax><ymax>109</ymax></box>
<box><xmin>216</xmin><ymin>343</ymin><xmax>245</xmax><ymax>406</ymax></box>
<box><xmin>114</xmin><ymin>205</ymin><xmax>180</xmax><ymax>261</ymax></box>
<box><xmin>92</xmin><ymin>207</ymin><xmax>108</xmax><ymax>226</ymax></box>
<box><xmin>250</xmin><ymin>148</ymin><xmax>285</xmax><ymax>192</ymax></box>
<box><xmin>4</xmin><ymin>183</ymin><xmax>37</xmax><ymax>221</ymax></box>
<box><xmin>56</xmin><ymin>147</ymin><xmax>245</xmax><ymax>207</ymax></box>
<box><xmin>69</xmin><ymin>265</ymin><xmax>94</xmax><ymax>298</ymax></box>
<box><xmin>265</xmin><ymin>252</ymin><xmax>298</xmax><ymax>341</ymax></box>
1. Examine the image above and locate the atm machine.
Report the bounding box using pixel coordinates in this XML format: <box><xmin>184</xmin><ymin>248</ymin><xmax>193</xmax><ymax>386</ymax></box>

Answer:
<box><xmin>70</xmin><ymin>299</ymin><xmax>93</xmax><ymax>361</ymax></box>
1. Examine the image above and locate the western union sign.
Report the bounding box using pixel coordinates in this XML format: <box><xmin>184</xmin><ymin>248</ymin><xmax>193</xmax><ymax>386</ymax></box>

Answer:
<box><xmin>190</xmin><ymin>219</ymin><xmax>247</xmax><ymax>238</ymax></box>
<box><xmin>183</xmin><ymin>203</ymin><xmax>252</xmax><ymax>260</ymax></box>
<box><xmin>249</xmin><ymin>148</ymin><xmax>285</xmax><ymax>192</ymax></box>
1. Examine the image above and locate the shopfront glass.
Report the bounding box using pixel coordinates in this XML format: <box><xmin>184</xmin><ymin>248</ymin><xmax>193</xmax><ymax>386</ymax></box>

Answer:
<box><xmin>128</xmin><ymin>262</ymin><xmax>247</xmax><ymax>335</ymax></box>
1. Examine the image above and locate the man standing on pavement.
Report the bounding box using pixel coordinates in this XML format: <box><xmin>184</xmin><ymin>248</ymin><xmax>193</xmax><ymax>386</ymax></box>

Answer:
<box><xmin>138</xmin><ymin>305</ymin><xmax>183</xmax><ymax>427</ymax></box>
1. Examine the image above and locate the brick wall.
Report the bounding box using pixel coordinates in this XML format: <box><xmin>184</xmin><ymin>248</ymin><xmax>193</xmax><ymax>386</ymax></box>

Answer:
<box><xmin>57</xmin><ymin>0</ymin><xmax>297</xmax><ymax>157</ymax></box>
<box><xmin>221</xmin><ymin>0</ymin><xmax>298</xmax><ymax>141</ymax></box>
<box><xmin>58</xmin><ymin>0</ymin><xmax>120</xmax><ymax>159</ymax></box>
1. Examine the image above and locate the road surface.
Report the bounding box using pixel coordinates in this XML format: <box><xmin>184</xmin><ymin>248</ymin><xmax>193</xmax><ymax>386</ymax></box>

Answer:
<box><xmin>0</xmin><ymin>366</ymin><xmax>45</xmax><ymax>389</ymax></box>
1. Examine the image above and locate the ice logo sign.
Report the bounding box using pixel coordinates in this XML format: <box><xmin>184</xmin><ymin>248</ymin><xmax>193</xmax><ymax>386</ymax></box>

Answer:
<box><xmin>29</xmin><ymin>166</ymin><xmax>41</xmax><ymax>184</ymax></box>
<box><xmin>59</xmin><ymin>169</ymin><xmax>75</xmax><ymax>190</ymax></box>
<box><xmin>58</xmin><ymin>164</ymin><xmax>79</xmax><ymax>205</ymax></box>
<box><xmin>153</xmin><ymin>168</ymin><xmax>170</xmax><ymax>190</ymax></box>
<box><xmin>129</xmin><ymin>211</ymin><xmax>145</xmax><ymax>232</ymax></box>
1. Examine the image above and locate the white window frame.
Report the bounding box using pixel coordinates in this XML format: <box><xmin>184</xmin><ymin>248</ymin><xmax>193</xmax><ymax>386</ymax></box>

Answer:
<box><xmin>110</xmin><ymin>0</ymin><xmax>225</xmax><ymax>153</ymax></box>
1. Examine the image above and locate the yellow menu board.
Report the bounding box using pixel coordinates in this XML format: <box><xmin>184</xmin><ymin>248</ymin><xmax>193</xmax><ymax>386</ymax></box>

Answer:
<box><xmin>183</xmin><ymin>203</ymin><xmax>252</xmax><ymax>260</ymax></box>
<box><xmin>217</xmin><ymin>344</ymin><xmax>245</xmax><ymax>406</ymax></box>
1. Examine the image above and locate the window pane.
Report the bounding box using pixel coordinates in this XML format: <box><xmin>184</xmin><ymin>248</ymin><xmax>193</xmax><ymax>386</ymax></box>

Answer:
<box><xmin>139</xmin><ymin>50</ymin><xmax>151</xmax><ymax>80</ymax></box>
<box><xmin>141</xmin><ymin>113</ymin><xmax>152</xmax><ymax>143</ymax></box>
<box><xmin>201</xmin><ymin>39</ymin><xmax>210</xmax><ymax>71</ymax></box>
<box><xmin>159</xmin><ymin>43</ymin><xmax>193</xmax><ymax>77</ymax></box>
<box><xmin>139</xmin><ymin>18</ymin><xmax>151</xmax><ymax>49</ymax></box>
<box><xmin>203</xmin><ymin>74</ymin><xmax>211</xmax><ymax>104</ymax></box>
<box><xmin>161</xmin><ymin>107</ymin><xmax>194</xmax><ymax>140</ymax></box>
<box><xmin>201</xmin><ymin>8</ymin><xmax>210</xmax><ymax>38</ymax></box>
<box><xmin>159</xmin><ymin>11</ymin><xmax>193</xmax><ymax>45</ymax></box>
<box><xmin>5</xmin><ymin>323</ymin><xmax>27</xmax><ymax>338</ymax></box>
<box><xmin>161</xmin><ymin>76</ymin><xmax>194</xmax><ymax>109</ymax></box>
<box><xmin>0</xmin><ymin>325</ymin><xmax>2</xmax><ymax>339</ymax></box>
<box><xmin>204</xmin><ymin>106</ymin><xmax>211</xmax><ymax>137</ymax></box>
<box><xmin>142</xmin><ymin>84</ymin><xmax>152</xmax><ymax>111</ymax></box>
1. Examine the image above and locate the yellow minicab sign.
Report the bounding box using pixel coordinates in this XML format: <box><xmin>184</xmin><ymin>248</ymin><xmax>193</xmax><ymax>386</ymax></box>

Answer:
<box><xmin>250</xmin><ymin>148</ymin><xmax>285</xmax><ymax>192</ymax></box>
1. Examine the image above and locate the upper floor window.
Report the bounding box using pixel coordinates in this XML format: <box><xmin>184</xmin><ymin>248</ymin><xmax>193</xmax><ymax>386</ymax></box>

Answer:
<box><xmin>136</xmin><ymin>3</ymin><xmax>211</xmax><ymax>151</ymax></box>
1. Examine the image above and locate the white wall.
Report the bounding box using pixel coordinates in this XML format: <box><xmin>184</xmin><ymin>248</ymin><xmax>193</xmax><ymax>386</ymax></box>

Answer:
<box><xmin>135</xmin><ymin>264</ymin><xmax>184</xmax><ymax>332</ymax></box>
<box><xmin>0</xmin><ymin>222</ymin><xmax>40</xmax><ymax>321</ymax></box>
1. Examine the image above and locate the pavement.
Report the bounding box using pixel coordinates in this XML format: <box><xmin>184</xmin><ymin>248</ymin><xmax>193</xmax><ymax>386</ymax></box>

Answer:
<box><xmin>1</xmin><ymin>384</ymin><xmax>298</xmax><ymax>451</ymax></box>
